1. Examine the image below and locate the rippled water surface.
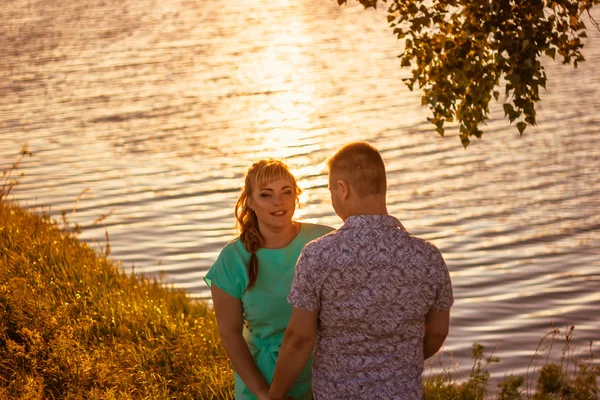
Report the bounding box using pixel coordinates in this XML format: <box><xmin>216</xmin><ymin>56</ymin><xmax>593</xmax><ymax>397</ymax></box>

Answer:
<box><xmin>2</xmin><ymin>0</ymin><xmax>599</xmax><ymax>379</ymax></box>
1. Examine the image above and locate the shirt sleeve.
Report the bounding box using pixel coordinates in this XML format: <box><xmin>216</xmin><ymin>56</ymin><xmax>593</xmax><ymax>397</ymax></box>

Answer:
<box><xmin>288</xmin><ymin>244</ymin><xmax>320</xmax><ymax>311</ymax></box>
<box><xmin>430</xmin><ymin>252</ymin><xmax>454</xmax><ymax>312</ymax></box>
<box><xmin>204</xmin><ymin>250</ymin><xmax>245</xmax><ymax>299</ymax></box>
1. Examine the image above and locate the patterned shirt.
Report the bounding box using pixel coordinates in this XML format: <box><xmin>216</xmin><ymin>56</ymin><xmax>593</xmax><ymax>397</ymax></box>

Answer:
<box><xmin>288</xmin><ymin>215</ymin><xmax>454</xmax><ymax>400</ymax></box>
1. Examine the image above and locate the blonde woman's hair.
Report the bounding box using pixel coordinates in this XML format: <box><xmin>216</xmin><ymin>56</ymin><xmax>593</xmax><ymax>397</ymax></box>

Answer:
<box><xmin>235</xmin><ymin>159</ymin><xmax>301</xmax><ymax>292</ymax></box>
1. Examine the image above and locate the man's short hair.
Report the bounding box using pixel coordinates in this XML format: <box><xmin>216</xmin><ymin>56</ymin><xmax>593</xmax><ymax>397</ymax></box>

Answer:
<box><xmin>327</xmin><ymin>142</ymin><xmax>387</xmax><ymax>198</ymax></box>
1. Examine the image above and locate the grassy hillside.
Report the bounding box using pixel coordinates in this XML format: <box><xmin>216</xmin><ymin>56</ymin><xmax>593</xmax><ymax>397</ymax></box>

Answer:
<box><xmin>0</xmin><ymin>200</ymin><xmax>234</xmax><ymax>399</ymax></box>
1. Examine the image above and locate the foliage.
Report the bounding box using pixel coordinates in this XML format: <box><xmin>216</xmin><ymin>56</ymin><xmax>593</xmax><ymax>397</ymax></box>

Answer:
<box><xmin>423</xmin><ymin>329</ymin><xmax>599</xmax><ymax>400</ymax></box>
<box><xmin>424</xmin><ymin>342</ymin><xmax>499</xmax><ymax>399</ymax></box>
<box><xmin>0</xmin><ymin>144</ymin><xmax>32</xmax><ymax>201</ymax></box>
<box><xmin>528</xmin><ymin>326</ymin><xmax>600</xmax><ymax>400</ymax></box>
<box><xmin>496</xmin><ymin>375</ymin><xmax>524</xmax><ymax>400</ymax></box>
<box><xmin>0</xmin><ymin>201</ymin><xmax>233</xmax><ymax>399</ymax></box>
<box><xmin>338</xmin><ymin>0</ymin><xmax>600</xmax><ymax>147</ymax></box>
<box><xmin>532</xmin><ymin>362</ymin><xmax>599</xmax><ymax>399</ymax></box>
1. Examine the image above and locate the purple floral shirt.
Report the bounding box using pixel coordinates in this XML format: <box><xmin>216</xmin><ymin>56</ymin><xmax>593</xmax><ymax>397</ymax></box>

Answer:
<box><xmin>288</xmin><ymin>215</ymin><xmax>454</xmax><ymax>400</ymax></box>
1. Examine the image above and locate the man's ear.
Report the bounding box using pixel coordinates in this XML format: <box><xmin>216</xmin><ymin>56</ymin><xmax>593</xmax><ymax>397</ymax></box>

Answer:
<box><xmin>337</xmin><ymin>179</ymin><xmax>350</xmax><ymax>199</ymax></box>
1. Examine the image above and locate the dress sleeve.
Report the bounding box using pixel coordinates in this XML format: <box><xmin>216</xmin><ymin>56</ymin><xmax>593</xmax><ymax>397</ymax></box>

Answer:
<box><xmin>204</xmin><ymin>250</ymin><xmax>245</xmax><ymax>299</ymax></box>
<box><xmin>430</xmin><ymin>252</ymin><xmax>454</xmax><ymax>312</ymax></box>
<box><xmin>288</xmin><ymin>244</ymin><xmax>320</xmax><ymax>311</ymax></box>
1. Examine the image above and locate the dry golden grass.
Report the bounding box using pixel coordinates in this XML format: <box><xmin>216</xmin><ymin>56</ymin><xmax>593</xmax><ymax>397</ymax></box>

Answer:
<box><xmin>0</xmin><ymin>200</ymin><xmax>234</xmax><ymax>399</ymax></box>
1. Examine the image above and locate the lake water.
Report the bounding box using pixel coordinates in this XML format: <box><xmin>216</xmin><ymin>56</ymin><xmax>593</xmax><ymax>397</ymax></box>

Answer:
<box><xmin>1</xmin><ymin>0</ymin><xmax>599</xmax><ymax>382</ymax></box>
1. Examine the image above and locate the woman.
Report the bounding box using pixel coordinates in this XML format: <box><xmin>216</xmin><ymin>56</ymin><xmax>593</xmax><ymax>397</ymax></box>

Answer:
<box><xmin>205</xmin><ymin>159</ymin><xmax>333</xmax><ymax>400</ymax></box>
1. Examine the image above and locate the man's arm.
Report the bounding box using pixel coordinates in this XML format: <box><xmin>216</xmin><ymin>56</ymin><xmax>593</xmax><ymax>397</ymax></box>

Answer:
<box><xmin>423</xmin><ymin>309</ymin><xmax>450</xmax><ymax>359</ymax></box>
<box><xmin>269</xmin><ymin>307</ymin><xmax>318</xmax><ymax>400</ymax></box>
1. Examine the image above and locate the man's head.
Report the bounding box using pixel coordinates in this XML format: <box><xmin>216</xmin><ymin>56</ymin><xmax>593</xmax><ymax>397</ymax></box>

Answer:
<box><xmin>326</xmin><ymin>142</ymin><xmax>387</xmax><ymax>220</ymax></box>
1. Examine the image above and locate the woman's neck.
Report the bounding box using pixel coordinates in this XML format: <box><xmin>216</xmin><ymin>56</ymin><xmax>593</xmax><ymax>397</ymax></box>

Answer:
<box><xmin>259</xmin><ymin>221</ymin><xmax>300</xmax><ymax>249</ymax></box>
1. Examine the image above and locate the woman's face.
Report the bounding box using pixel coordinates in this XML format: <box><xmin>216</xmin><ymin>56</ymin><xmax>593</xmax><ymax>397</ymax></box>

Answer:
<box><xmin>248</xmin><ymin>179</ymin><xmax>296</xmax><ymax>230</ymax></box>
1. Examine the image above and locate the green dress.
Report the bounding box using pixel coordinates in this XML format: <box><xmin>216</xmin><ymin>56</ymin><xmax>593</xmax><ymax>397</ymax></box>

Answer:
<box><xmin>205</xmin><ymin>223</ymin><xmax>333</xmax><ymax>400</ymax></box>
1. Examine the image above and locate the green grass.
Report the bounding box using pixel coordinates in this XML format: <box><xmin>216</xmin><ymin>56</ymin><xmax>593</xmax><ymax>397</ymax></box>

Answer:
<box><xmin>0</xmin><ymin>200</ymin><xmax>234</xmax><ymax>399</ymax></box>
<box><xmin>424</xmin><ymin>337</ymin><xmax>599</xmax><ymax>400</ymax></box>
<box><xmin>1</xmin><ymin>149</ymin><xmax>598</xmax><ymax>399</ymax></box>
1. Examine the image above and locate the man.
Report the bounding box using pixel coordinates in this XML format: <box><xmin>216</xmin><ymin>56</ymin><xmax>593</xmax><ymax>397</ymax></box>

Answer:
<box><xmin>269</xmin><ymin>142</ymin><xmax>453</xmax><ymax>400</ymax></box>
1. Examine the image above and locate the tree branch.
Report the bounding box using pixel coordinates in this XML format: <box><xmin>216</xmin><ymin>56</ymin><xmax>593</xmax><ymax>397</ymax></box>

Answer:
<box><xmin>587</xmin><ymin>9</ymin><xmax>600</xmax><ymax>32</ymax></box>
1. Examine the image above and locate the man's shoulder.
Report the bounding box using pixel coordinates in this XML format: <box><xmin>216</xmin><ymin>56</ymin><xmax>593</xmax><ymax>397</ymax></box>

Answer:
<box><xmin>405</xmin><ymin>232</ymin><xmax>440</xmax><ymax>250</ymax></box>
<box><xmin>302</xmin><ymin>226</ymin><xmax>343</xmax><ymax>253</ymax></box>
<box><xmin>401</xmin><ymin>231</ymin><xmax>445</xmax><ymax>265</ymax></box>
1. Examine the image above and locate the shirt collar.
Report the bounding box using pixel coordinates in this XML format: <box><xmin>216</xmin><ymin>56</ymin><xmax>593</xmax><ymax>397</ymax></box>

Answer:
<box><xmin>341</xmin><ymin>214</ymin><xmax>404</xmax><ymax>230</ymax></box>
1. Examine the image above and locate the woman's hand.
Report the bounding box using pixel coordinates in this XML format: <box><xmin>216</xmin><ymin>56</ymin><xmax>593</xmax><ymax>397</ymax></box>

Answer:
<box><xmin>258</xmin><ymin>391</ymin><xmax>295</xmax><ymax>400</ymax></box>
<box><xmin>211</xmin><ymin>285</ymin><xmax>270</xmax><ymax>399</ymax></box>
<box><xmin>256</xmin><ymin>389</ymin><xmax>270</xmax><ymax>400</ymax></box>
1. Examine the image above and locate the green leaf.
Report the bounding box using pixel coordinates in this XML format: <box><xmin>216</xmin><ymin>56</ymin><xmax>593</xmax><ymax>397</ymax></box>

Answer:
<box><xmin>395</xmin><ymin>30</ymin><xmax>406</xmax><ymax>39</ymax></box>
<box><xmin>570</xmin><ymin>15</ymin><xmax>579</xmax><ymax>27</ymax></box>
<box><xmin>460</xmin><ymin>134</ymin><xmax>470</xmax><ymax>149</ymax></box>
<box><xmin>343</xmin><ymin>0</ymin><xmax>594</xmax><ymax>147</ymax></box>
<box><xmin>525</xmin><ymin>116</ymin><xmax>536</xmax><ymax>125</ymax></box>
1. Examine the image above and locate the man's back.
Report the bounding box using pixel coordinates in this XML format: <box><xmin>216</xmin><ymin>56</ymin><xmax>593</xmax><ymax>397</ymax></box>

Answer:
<box><xmin>288</xmin><ymin>214</ymin><xmax>453</xmax><ymax>400</ymax></box>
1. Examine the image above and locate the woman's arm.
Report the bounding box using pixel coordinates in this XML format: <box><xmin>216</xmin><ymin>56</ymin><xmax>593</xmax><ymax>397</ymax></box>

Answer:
<box><xmin>211</xmin><ymin>284</ymin><xmax>270</xmax><ymax>400</ymax></box>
